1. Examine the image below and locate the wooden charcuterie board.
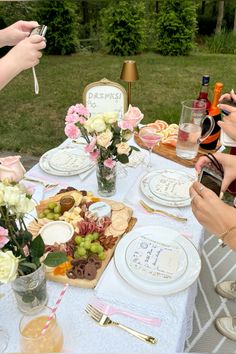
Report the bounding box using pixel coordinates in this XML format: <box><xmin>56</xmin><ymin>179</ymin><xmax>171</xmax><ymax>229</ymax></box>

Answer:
<box><xmin>32</xmin><ymin>192</ymin><xmax>137</xmax><ymax>288</ymax></box>
<box><xmin>134</xmin><ymin>133</ymin><xmax>218</xmax><ymax>168</ymax></box>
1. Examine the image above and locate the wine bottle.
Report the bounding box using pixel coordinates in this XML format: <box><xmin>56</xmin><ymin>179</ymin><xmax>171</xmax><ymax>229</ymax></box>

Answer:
<box><xmin>200</xmin><ymin>82</ymin><xmax>223</xmax><ymax>150</ymax></box>
<box><xmin>196</xmin><ymin>75</ymin><xmax>211</xmax><ymax>113</ymax></box>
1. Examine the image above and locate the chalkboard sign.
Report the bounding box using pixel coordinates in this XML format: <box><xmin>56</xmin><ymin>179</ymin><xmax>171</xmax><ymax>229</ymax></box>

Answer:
<box><xmin>83</xmin><ymin>78</ymin><xmax>127</xmax><ymax>120</ymax></box>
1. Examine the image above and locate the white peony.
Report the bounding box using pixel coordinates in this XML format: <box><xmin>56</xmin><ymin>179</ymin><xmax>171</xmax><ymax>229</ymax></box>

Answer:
<box><xmin>90</xmin><ymin>115</ymin><xmax>106</xmax><ymax>133</ymax></box>
<box><xmin>3</xmin><ymin>185</ymin><xmax>21</xmax><ymax>207</ymax></box>
<box><xmin>14</xmin><ymin>195</ymin><xmax>35</xmax><ymax>215</ymax></box>
<box><xmin>103</xmin><ymin>112</ymin><xmax>118</xmax><ymax>125</ymax></box>
<box><xmin>0</xmin><ymin>250</ymin><xmax>19</xmax><ymax>283</ymax></box>
<box><xmin>96</xmin><ymin>130</ymin><xmax>113</xmax><ymax>148</ymax></box>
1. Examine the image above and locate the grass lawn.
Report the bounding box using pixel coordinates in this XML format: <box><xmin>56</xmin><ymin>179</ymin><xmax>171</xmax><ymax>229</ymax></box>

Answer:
<box><xmin>1</xmin><ymin>51</ymin><xmax>236</xmax><ymax>156</ymax></box>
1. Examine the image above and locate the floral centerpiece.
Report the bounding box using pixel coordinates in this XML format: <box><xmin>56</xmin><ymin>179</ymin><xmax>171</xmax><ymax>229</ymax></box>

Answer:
<box><xmin>64</xmin><ymin>104</ymin><xmax>143</xmax><ymax>196</ymax></box>
<box><xmin>0</xmin><ymin>180</ymin><xmax>67</xmax><ymax>312</ymax></box>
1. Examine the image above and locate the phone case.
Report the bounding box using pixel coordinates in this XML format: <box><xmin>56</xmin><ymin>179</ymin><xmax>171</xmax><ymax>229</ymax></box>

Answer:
<box><xmin>220</xmin><ymin>130</ymin><xmax>236</xmax><ymax>147</ymax></box>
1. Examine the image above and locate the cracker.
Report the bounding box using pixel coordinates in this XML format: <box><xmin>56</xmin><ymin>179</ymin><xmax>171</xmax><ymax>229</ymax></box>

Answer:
<box><xmin>112</xmin><ymin>216</ymin><xmax>128</xmax><ymax>232</ymax></box>
<box><xmin>110</xmin><ymin>202</ymin><xmax>125</xmax><ymax>211</ymax></box>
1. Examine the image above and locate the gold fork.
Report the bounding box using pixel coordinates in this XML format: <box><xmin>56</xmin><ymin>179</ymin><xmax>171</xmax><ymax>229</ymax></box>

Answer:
<box><xmin>85</xmin><ymin>304</ymin><xmax>157</xmax><ymax>345</ymax></box>
<box><xmin>139</xmin><ymin>200</ymin><xmax>187</xmax><ymax>223</ymax></box>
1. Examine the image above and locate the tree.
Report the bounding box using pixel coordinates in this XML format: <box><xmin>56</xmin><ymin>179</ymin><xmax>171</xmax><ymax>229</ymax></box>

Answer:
<box><xmin>156</xmin><ymin>0</ymin><xmax>197</xmax><ymax>56</ymax></box>
<box><xmin>215</xmin><ymin>0</ymin><xmax>224</xmax><ymax>34</ymax></box>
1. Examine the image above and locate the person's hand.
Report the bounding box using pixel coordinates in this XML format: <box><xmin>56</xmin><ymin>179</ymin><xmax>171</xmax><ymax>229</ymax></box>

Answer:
<box><xmin>4</xmin><ymin>35</ymin><xmax>46</xmax><ymax>72</ymax></box>
<box><xmin>0</xmin><ymin>20</ymin><xmax>39</xmax><ymax>47</ymax></box>
<box><xmin>219</xmin><ymin>88</ymin><xmax>236</xmax><ymax>104</ymax></box>
<box><xmin>195</xmin><ymin>152</ymin><xmax>236</xmax><ymax>192</ymax></box>
<box><xmin>189</xmin><ymin>181</ymin><xmax>235</xmax><ymax>236</ymax></box>
<box><xmin>217</xmin><ymin>111</ymin><xmax>236</xmax><ymax>140</ymax></box>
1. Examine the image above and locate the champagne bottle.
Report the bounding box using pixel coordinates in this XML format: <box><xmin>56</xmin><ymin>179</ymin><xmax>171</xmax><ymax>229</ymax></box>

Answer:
<box><xmin>200</xmin><ymin>82</ymin><xmax>223</xmax><ymax>150</ymax></box>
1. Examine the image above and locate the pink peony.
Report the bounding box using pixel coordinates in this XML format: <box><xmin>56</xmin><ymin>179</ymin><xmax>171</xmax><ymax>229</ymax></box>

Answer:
<box><xmin>89</xmin><ymin>150</ymin><xmax>100</xmax><ymax>161</ymax></box>
<box><xmin>0</xmin><ymin>227</ymin><xmax>9</xmax><ymax>249</ymax></box>
<box><xmin>64</xmin><ymin>123</ymin><xmax>80</xmax><ymax>139</ymax></box>
<box><xmin>75</xmin><ymin>104</ymin><xmax>90</xmax><ymax>117</ymax></box>
<box><xmin>85</xmin><ymin>136</ymin><xmax>97</xmax><ymax>153</ymax></box>
<box><xmin>67</xmin><ymin>105</ymin><xmax>76</xmax><ymax>115</ymax></box>
<box><xmin>78</xmin><ymin>116</ymin><xmax>86</xmax><ymax>124</ymax></box>
<box><xmin>65</xmin><ymin>113</ymin><xmax>80</xmax><ymax>124</ymax></box>
<box><xmin>123</xmin><ymin>105</ymin><xmax>144</xmax><ymax>128</ymax></box>
<box><xmin>104</xmin><ymin>158</ymin><xmax>116</xmax><ymax>169</ymax></box>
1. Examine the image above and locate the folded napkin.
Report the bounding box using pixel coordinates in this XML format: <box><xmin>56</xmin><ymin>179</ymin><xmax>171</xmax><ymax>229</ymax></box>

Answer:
<box><xmin>95</xmin><ymin>259</ymin><xmax>179</xmax><ymax>324</ymax></box>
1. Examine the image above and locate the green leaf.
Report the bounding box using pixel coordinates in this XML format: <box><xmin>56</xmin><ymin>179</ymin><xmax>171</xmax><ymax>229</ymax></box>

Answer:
<box><xmin>43</xmin><ymin>252</ymin><xmax>67</xmax><ymax>267</ymax></box>
<box><xmin>20</xmin><ymin>262</ymin><xmax>37</xmax><ymax>271</ymax></box>
<box><xmin>117</xmin><ymin>154</ymin><xmax>129</xmax><ymax>164</ymax></box>
<box><xmin>130</xmin><ymin>145</ymin><xmax>140</xmax><ymax>151</ymax></box>
<box><xmin>30</xmin><ymin>235</ymin><xmax>45</xmax><ymax>258</ymax></box>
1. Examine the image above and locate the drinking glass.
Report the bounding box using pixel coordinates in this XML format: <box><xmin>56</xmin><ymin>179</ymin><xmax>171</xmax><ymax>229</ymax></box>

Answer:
<box><xmin>176</xmin><ymin>100</ymin><xmax>214</xmax><ymax>160</ymax></box>
<box><xmin>138</xmin><ymin>126</ymin><xmax>161</xmax><ymax>169</ymax></box>
<box><xmin>0</xmin><ymin>285</ymin><xmax>8</xmax><ymax>353</ymax></box>
<box><xmin>19</xmin><ymin>306</ymin><xmax>64</xmax><ymax>353</ymax></box>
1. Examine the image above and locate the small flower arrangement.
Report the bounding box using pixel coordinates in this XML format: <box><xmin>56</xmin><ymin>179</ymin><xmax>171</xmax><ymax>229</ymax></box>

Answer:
<box><xmin>64</xmin><ymin>104</ymin><xmax>144</xmax><ymax>167</ymax></box>
<box><xmin>0</xmin><ymin>181</ymin><xmax>67</xmax><ymax>284</ymax></box>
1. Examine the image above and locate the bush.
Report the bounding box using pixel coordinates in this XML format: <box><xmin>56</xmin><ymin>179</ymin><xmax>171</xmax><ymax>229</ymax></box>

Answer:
<box><xmin>204</xmin><ymin>30</ymin><xmax>236</xmax><ymax>54</ymax></box>
<box><xmin>34</xmin><ymin>0</ymin><xmax>79</xmax><ymax>55</ymax></box>
<box><xmin>100</xmin><ymin>0</ymin><xmax>146</xmax><ymax>56</ymax></box>
<box><xmin>156</xmin><ymin>0</ymin><xmax>197</xmax><ymax>56</ymax></box>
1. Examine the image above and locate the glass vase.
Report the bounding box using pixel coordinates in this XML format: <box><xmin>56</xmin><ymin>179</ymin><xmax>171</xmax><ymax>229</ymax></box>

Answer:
<box><xmin>96</xmin><ymin>163</ymin><xmax>116</xmax><ymax>197</ymax></box>
<box><xmin>11</xmin><ymin>265</ymin><xmax>48</xmax><ymax>314</ymax></box>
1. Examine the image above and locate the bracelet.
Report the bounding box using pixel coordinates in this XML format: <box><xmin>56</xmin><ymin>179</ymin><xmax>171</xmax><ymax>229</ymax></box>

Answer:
<box><xmin>218</xmin><ymin>225</ymin><xmax>236</xmax><ymax>247</ymax></box>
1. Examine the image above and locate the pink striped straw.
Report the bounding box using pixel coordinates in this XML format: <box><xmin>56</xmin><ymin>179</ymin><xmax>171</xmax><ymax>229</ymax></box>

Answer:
<box><xmin>41</xmin><ymin>283</ymin><xmax>69</xmax><ymax>336</ymax></box>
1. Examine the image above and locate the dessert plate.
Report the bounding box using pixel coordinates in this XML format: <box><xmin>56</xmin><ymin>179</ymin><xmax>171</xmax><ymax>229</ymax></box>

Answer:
<box><xmin>39</xmin><ymin>146</ymin><xmax>95</xmax><ymax>176</ymax></box>
<box><xmin>114</xmin><ymin>225</ymin><xmax>201</xmax><ymax>296</ymax></box>
<box><xmin>140</xmin><ymin>169</ymin><xmax>194</xmax><ymax>207</ymax></box>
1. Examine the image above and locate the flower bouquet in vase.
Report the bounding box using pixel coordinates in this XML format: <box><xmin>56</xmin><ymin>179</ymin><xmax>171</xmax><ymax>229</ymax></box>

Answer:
<box><xmin>0</xmin><ymin>181</ymin><xmax>67</xmax><ymax>313</ymax></box>
<box><xmin>64</xmin><ymin>104</ymin><xmax>143</xmax><ymax>196</ymax></box>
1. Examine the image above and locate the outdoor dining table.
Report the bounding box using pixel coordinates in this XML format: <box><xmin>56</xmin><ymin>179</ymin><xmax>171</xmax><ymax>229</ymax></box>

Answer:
<box><xmin>0</xmin><ymin>138</ymin><xmax>204</xmax><ymax>353</ymax></box>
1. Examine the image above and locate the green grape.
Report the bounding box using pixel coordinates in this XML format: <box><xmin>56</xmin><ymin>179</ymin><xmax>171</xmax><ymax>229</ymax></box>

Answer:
<box><xmin>46</xmin><ymin>212</ymin><xmax>55</xmax><ymax>220</ymax></box>
<box><xmin>80</xmin><ymin>242</ymin><xmax>85</xmax><ymax>248</ymax></box>
<box><xmin>74</xmin><ymin>250</ymin><xmax>80</xmax><ymax>259</ymax></box>
<box><xmin>92</xmin><ymin>232</ymin><xmax>99</xmax><ymax>240</ymax></box>
<box><xmin>90</xmin><ymin>244</ymin><xmax>98</xmax><ymax>253</ymax></box>
<box><xmin>54</xmin><ymin>213</ymin><xmax>60</xmax><ymax>220</ymax></box>
<box><xmin>77</xmin><ymin>247</ymin><xmax>86</xmax><ymax>257</ymax></box>
<box><xmin>98</xmin><ymin>252</ymin><xmax>106</xmax><ymax>261</ymax></box>
<box><xmin>86</xmin><ymin>233</ymin><xmax>93</xmax><ymax>241</ymax></box>
<box><xmin>38</xmin><ymin>212</ymin><xmax>45</xmax><ymax>219</ymax></box>
<box><xmin>54</xmin><ymin>205</ymin><xmax>61</xmax><ymax>214</ymax></box>
<box><xmin>48</xmin><ymin>202</ymin><xmax>57</xmax><ymax>210</ymax></box>
<box><xmin>84</xmin><ymin>240</ymin><xmax>91</xmax><ymax>250</ymax></box>
<box><xmin>97</xmin><ymin>244</ymin><xmax>104</xmax><ymax>253</ymax></box>
<box><xmin>43</xmin><ymin>208</ymin><xmax>51</xmax><ymax>216</ymax></box>
<box><xmin>75</xmin><ymin>236</ymin><xmax>83</xmax><ymax>245</ymax></box>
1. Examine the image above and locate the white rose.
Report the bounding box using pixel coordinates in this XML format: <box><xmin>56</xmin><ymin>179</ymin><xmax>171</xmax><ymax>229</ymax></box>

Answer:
<box><xmin>3</xmin><ymin>185</ymin><xmax>21</xmax><ymax>207</ymax></box>
<box><xmin>97</xmin><ymin>131</ymin><xmax>113</xmax><ymax>148</ymax></box>
<box><xmin>90</xmin><ymin>115</ymin><xmax>106</xmax><ymax>133</ymax></box>
<box><xmin>0</xmin><ymin>250</ymin><xmax>19</xmax><ymax>284</ymax></box>
<box><xmin>84</xmin><ymin>119</ymin><xmax>93</xmax><ymax>133</ymax></box>
<box><xmin>116</xmin><ymin>142</ymin><xmax>131</xmax><ymax>155</ymax></box>
<box><xmin>14</xmin><ymin>195</ymin><xmax>35</xmax><ymax>214</ymax></box>
<box><xmin>103</xmin><ymin>112</ymin><xmax>118</xmax><ymax>125</ymax></box>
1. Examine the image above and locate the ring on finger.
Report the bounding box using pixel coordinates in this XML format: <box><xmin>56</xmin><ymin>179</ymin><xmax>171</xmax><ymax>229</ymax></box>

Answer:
<box><xmin>198</xmin><ymin>186</ymin><xmax>205</xmax><ymax>193</ymax></box>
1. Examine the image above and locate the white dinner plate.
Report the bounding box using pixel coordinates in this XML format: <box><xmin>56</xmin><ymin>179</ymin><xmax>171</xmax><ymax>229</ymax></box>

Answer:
<box><xmin>114</xmin><ymin>225</ymin><xmax>201</xmax><ymax>296</ymax></box>
<box><xmin>140</xmin><ymin>170</ymin><xmax>194</xmax><ymax>207</ymax></box>
<box><xmin>39</xmin><ymin>146</ymin><xmax>95</xmax><ymax>176</ymax></box>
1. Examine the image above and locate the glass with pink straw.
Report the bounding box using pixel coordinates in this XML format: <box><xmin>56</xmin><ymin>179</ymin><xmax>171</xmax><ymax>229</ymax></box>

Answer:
<box><xmin>19</xmin><ymin>283</ymin><xmax>68</xmax><ymax>353</ymax></box>
<box><xmin>138</xmin><ymin>126</ymin><xmax>161</xmax><ymax>169</ymax></box>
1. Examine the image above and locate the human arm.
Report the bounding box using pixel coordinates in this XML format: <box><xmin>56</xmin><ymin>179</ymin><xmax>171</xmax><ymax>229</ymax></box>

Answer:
<box><xmin>0</xmin><ymin>35</ymin><xmax>46</xmax><ymax>90</ymax></box>
<box><xmin>0</xmin><ymin>20</ymin><xmax>39</xmax><ymax>47</ymax></box>
<box><xmin>189</xmin><ymin>181</ymin><xmax>236</xmax><ymax>251</ymax></box>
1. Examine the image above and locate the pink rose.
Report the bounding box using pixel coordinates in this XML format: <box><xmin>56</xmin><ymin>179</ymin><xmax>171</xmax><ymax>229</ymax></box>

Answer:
<box><xmin>89</xmin><ymin>150</ymin><xmax>100</xmax><ymax>161</ymax></box>
<box><xmin>85</xmin><ymin>136</ymin><xmax>97</xmax><ymax>153</ymax></box>
<box><xmin>64</xmin><ymin>123</ymin><xmax>80</xmax><ymax>139</ymax></box>
<box><xmin>67</xmin><ymin>105</ymin><xmax>76</xmax><ymax>115</ymax></box>
<box><xmin>118</xmin><ymin>120</ymin><xmax>134</xmax><ymax>131</ymax></box>
<box><xmin>65</xmin><ymin>113</ymin><xmax>80</xmax><ymax>124</ymax></box>
<box><xmin>75</xmin><ymin>104</ymin><xmax>90</xmax><ymax>117</ymax></box>
<box><xmin>23</xmin><ymin>245</ymin><xmax>29</xmax><ymax>257</ymax></box>
<box><xmin>124</xmin><ymin>105</ymin><xmax>144</xmax><ymax>128</ymax></box>
<box><xmin>104</xmin><ymin>158</ymin><xmax>116</xmax><ymax>169</ymax></box>
<box><xmin>0</xmin><ymin>227</ymin><xmax>9</xmax><ymax>249</ymax></box>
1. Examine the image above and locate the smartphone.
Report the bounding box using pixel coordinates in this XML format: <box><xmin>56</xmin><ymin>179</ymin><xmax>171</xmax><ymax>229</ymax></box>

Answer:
<box><xmin>30</xmin><ymin>25</ymin><xmax>47</xmax><ymax>37</ymax></box>
<box><xmin>198</xmin><ymin>167</ymin><xmax>223</xmax><ymax>196</ymax></box>
<box><xmin>219</xmin><ymin>105</ymin><xmax>236</xmax><ymax>146</ymax></box>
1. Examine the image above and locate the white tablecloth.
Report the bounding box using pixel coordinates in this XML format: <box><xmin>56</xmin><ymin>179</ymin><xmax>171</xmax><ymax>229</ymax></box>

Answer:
<box><xmin>0</xmin><ymin>139</ymin><xmax>204</xmax><ymax>353</ymax></box>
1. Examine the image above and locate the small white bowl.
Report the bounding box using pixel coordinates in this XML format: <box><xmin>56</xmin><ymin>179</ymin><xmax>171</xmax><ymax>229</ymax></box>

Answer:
<box><xmin>39</xmin><ymin>221</ymin><xmax>74</xmax><ymax>245</ymax></box>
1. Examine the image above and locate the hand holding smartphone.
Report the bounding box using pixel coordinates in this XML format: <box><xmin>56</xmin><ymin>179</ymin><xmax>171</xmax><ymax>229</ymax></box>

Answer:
<box><xmin>219</xmin><ymin>100</ymin><xmax>236</xmax><ymax>147</ymax></box>
<box><xmin>198</xmin><ymin>167</ymin><xmax>223</xmax><ymax>196</ymax></box>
